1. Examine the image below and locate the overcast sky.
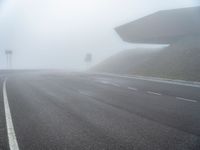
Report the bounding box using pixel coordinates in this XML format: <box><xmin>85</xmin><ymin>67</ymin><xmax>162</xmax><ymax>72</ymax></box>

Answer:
<box><xmin>0</xmin><ymin>0</ymin><xmax>199</xmax><ymax>70</ymax></box>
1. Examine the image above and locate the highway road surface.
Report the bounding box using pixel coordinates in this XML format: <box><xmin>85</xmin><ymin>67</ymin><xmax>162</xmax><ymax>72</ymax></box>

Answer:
<box><xmin>0</xmin><ymin>70</ymin><xmax>200</xmax><ymax>150</ymax></box>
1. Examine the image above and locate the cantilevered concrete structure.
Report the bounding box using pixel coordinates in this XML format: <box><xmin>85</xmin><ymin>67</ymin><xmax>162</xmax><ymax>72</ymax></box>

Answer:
<box><xmin>115</xmin><ymin>7</ymin><xmax>200</xmax><ymax>44</ymax></box>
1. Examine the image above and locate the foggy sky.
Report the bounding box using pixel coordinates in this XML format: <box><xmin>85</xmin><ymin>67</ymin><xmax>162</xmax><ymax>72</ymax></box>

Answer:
<box><xmin>0</xmin><ymin>0</ymin><xmax>199</xmax><ymax>70</ymax></box>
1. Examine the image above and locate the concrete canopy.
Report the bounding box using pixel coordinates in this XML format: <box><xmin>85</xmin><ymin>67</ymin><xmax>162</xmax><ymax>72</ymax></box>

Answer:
<box><xmin>115</xmin><ymin>7</ymin><xmax>200</xmax><ymax>44</ymax></box>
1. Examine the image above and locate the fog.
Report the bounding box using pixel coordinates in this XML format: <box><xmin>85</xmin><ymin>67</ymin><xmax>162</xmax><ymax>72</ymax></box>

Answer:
<box><xmin>0</xmin><ymin>0</ymin><xmax>199</xmax><ymax>70</ymax></box>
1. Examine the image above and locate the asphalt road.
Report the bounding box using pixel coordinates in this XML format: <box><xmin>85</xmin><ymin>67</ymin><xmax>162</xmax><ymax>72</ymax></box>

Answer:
<box><xmin>0</xmin><ymin>71</ymin><xmax>200</xmax><ymax>150</ymax></box>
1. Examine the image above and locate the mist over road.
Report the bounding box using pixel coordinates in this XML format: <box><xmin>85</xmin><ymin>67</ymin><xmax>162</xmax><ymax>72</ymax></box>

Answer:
<box><xmin>0</xmin><ymin>71</ymin><xmax>200</xmax><ymax>150</ymax></box>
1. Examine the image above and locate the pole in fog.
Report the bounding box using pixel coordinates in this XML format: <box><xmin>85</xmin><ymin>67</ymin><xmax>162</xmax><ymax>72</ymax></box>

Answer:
<box><xmin>84</xmin><ymin>53</ymin><xmax>92</xmax><ymax>69</ymax></box>
<box><xmin>5</xmin><ymin>50</ymin><xmax>13</xmax><ymax>69</ymax></box>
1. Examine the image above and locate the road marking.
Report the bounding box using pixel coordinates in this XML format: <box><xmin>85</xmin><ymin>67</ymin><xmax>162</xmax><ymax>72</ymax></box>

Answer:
<box><xmin>128</xmin><ymin>87</ymin><xmax>138</xmax><ymax>91</ymax></box>
<box><xmin>176</xmin><ymin>97</ymin><xmax>197</xmax><ymax>103</ymax></box>
<box><xmin>91</xmin><ymin>72</ymin><xmax>200</xmax><ymax>88</ymax></box>
<box><xmin>78</xmin><ymin>90</ymin><xmax>87</xmax><ymax>95</ymax></box>
<box><xmin>78</xmin><ymin>90</ymin><xmax>90</xmax><ymax>96</ymax></box>
<box><xmin>100</xmin><ymin>81</ymin><xmax>120</xmax><ymax>87</ymax></box>
<box><xmin>3</xmin><ymin>78</ymin><xmax>20</xmax><ymax>150</ymax></box>
<box><xmin>100</xmin><ymin>81</ymin><xmax>110</xmax><ymax>85</ymax></box>
<box><xmin>147</xmin><ymin>91</ymin><xmax>161</xmax><ymax>96</ymax></box>
<box><xmin>110</xmin><ymin>83</ymin><xmax>120</xmax><ymax>87</ymax></box>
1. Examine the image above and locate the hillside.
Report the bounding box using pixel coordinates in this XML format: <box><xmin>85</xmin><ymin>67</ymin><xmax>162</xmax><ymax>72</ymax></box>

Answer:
<box><xmin>92</xmin><ymin>36</ymin><xmax>200</xmax><ymax>81</ymax></box>
<box><xmin>92</xmin><ymin>48</ymin><xmax>159</xmax><ymax>74</ymax></box>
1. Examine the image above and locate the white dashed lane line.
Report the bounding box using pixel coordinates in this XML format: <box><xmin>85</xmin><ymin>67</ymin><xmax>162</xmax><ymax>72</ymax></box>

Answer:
<box><xmin>99</xmin><ymin>81</ymin><xmax>110</xmax><ymax>85</ymax></box>
<box><xmin>99</xmin><ymin>80</ymin><xmax>120</xmax><ymax>87</ymax></box>
<box><xmin>147</xmin><ymin>91</ymin><xmax>162</xmax><ymax>96</ymax></box>
<box><xmin>110</xmin><ymin>83</ymin><xmax>120</xmax><ymax>87</ymax></box>
<box><xmin>146</xmin><ymin>91</ymin><xmax>198</xmax><ymax>103</ymax></box>
<box><xmin>128</xmin><ymin>87</ymin><xmax>138</xmax><ymax>91</ymax></box>
<box><xmin>77</xmin><ymin>90</ymin><xmax>89</xmax><ymax>96</ymax></box>
<box><xmin>92</xmin><ymin>79</ymin><xmax>198</xmax><ymax>103</ymax></box>
<box><xmin>176</xmin><ymin>97</ymin><xmax>197</xmax><ymax>103</ymax></box>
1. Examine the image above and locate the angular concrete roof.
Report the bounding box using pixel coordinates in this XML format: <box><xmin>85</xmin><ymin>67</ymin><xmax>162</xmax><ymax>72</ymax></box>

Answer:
<box><xmin>115</xmin><ymin>6</ymin><xmax>200</xmax><ymax>44</ymax></box>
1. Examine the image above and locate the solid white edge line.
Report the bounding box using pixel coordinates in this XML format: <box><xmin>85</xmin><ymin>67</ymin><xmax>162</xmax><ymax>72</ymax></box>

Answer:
<box><xmin>3</xmin><ymin>78</ymin><xmax>20</xmax><ymax>150</ymax></box>
<box><xmin>176</xmin><ymin>97</ymin><xmax>197</xmax><ymax>103</ymax></box>
<box><xmin>90</xmin><ymin>72</ymin><xmax>200</xmax><ymax>88</ymax></box>
<box><xmin>147</xmin><ymin>91</ymin><xmax>161</xmax><ymax>96</ymax></box>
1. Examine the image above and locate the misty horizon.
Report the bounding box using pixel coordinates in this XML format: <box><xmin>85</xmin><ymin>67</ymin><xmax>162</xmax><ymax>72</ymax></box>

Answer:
<box><xmin>0</xmin><ymin>0</ymin><xmax>199</xmax><ymax>70</ymax></box>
